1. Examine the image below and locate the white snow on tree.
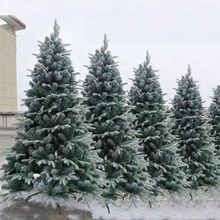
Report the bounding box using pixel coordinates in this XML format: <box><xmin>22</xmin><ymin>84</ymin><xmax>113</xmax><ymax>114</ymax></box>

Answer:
<box><xmin>129</xmin><ymin>52</ymin><xmax>185</xmax><ymax>195</ymax></box>
<box><xmin>209</xmin><ymin>85</ymin><xmax>220</xmax><ymax>158</ymax></box>
<box><xmin>82</xmin><ymin>35</ymin><xmax>151</xmax><ymax>205</ymax></box>
<box><xmin>172</xmin><ymin>65</ymin><xmax>219</xmax><ymax>190</ymax></box>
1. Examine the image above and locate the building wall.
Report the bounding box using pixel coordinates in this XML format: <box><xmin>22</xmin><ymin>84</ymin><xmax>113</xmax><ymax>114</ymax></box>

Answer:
<box><xmin>0</xmin><ymin>25</ymin><xmax>17</xmax><ymax>113</ymax></box>
<box><xmin>0</xmin><ymin>113</ymin><xmax>17</xmax><ymax>128</ymax></box>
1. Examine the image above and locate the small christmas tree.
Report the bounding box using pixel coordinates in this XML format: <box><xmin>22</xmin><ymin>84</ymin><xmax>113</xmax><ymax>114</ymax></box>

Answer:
<box><xmin>172</xmin><ymin>65</ymin><xmax>219</xmax><ymax>190</ymax></box>
<box><xmin>209</xmin><ymin>85</ymin><xmax>220</xmax><ymax>157</ymax></box>
<box><xmin>2</xmin><ymin>21</ymin><xmax>103</xmax><ymax>208</ymax></box>
<box><xmin>82</xmin><ymin>35</ymin><xmax>149</xmax><ymax>204</ymax></box>
<box><xmin>129</xmin><ymin>52</ymin><xmax>184</xmax><ymax>194</ymax></box>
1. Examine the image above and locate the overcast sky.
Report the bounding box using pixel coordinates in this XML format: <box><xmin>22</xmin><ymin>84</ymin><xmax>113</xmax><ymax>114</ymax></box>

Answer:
<box><xmin>1</xmin><ymin>0</ymin><xmax>220</xmax><ymax>111</ymax></box>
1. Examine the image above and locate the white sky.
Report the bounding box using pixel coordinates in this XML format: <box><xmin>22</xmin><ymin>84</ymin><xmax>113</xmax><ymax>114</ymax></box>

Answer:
<box><xmin>1</xmin><ymin>0</ymin><xmax>220</xmax><ymax>111</ymax></box>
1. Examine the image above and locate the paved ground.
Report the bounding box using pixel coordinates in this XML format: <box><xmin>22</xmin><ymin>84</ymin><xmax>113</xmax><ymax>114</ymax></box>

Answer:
<box><xmin>0</xmin><ymin>199</ymin><xmax>95</xmax><ymax>220</ymax></box>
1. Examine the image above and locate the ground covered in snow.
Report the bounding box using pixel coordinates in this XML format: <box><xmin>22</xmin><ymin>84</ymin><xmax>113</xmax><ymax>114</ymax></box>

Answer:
<box><xmin>0</xmin><ymin>192</ymin><xmax>220</xmax><ymax>220</ymax></box>
<box><xmin>0</xmin><ymin>129</ymin><xmax>220</xmax><ymax>220</ymax></box>
<box><xmin>66</xmin><ymin>190</ymin><xmax>220</xmax><ymax>220</ymax></box>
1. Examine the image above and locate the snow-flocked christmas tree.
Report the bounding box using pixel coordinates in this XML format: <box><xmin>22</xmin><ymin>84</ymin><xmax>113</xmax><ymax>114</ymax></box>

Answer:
<box><xmin>82</xmin><ymin>35</ymin><xmax>150</xmax><ymax>203</ymax></box>
<box><xmin>209</xmin><ymin>85</ymin><xmax>220</xmax><ymax>158</ymax></box>
<box><xmin>172</xmin><ymin>65</ymin><xmax>219</xmax><ymax>190</ymax></box>
<box><xmin>129</xmin><ymin>52</ymin><xmax>184</xmax><ymax>194</ymax></box>
<box><xmin>2</xmin><ymin>21</ymin><xmax>103</xmax><ymax>208</ymax></box>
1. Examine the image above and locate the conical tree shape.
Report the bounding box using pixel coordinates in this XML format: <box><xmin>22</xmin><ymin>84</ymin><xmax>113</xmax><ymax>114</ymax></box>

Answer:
<box><xmin>209</xmin><ymin>85</ymin><xmax>220</xmax><ymax>157</ymax></box>
<box><xmin>129</xmin><ymin>52</ymin><xmax>184</xmax><ymax>194</ymax></box>
<box><xmin>172</xmin><ymin>65</ymin><xmax>219</xmax><ymax>189</ymax></box>
<box><xmin>2</xmin><ymin>21</ymin><xmax>103</xmax><ymax>207</ymax></box>
<box><xmin>82</xmin><ymin>35</ymin><xmax>149</xmax><ymax>202</ymax></box>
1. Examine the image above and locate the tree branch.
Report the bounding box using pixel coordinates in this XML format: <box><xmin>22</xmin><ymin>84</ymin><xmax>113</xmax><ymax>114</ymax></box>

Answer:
<box><xmin>115</xmin><ymin>193</ymin><xmax>124</xmax><ymax>199</ymax></box>
<box><xmin>105</xmin><ymin>203</ymin><xmax>110</xmax><ymax>214</ymax></box>
<box><xmin>56</xmin><ymin>202</ymin><xmax>62</xmax><ymax>214</ymax></box>
<box><xmin>158</xmin><ymin>191</ymin><xmax>164</xmax><ymax>196</ymax></box>
<box><xmin>149</xmin><ymin>201</ymin><xmax>152</xmax><ymax>208</ymax></box>
<box><xmin>77</xmin><ymin>196</ymin><xmax>83</xmax><ymax>203</ymax></box>
<box><xmin>71</xmin><ymin>193</ymin><xmax>77</xmax><ymax>200</ymax></box>
<box><xmin>189</xmin><ymin>192</ymin><xmax>193</xmax><ymax>201</ymax></box>
<box><xmin>122</xmin><ymin>193</ymin><xmax>129</xmax><ymax>200</ymax></box>
<box><xmin>25</xmin><ymin>191</ymin><xmax>41</xmax><ymax>203</ymax></box>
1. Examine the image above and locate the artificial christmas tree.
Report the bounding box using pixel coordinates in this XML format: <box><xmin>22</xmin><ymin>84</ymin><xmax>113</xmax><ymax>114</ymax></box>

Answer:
<box><xmin>172</xmin><ymin>65</ymin><xmax>219</xmax><ymax>190</ymax></box>
<box><xmin>82</xmin><ymin>35</ymin><xmax>150</xmax><ymax>204</ymax></box>
<box><xmin>129</xmin><ymin>52</ymin><xmax>184</xmax><ymax>194</ymax></box>
<box><xmin>2</xmin><ymin>21</ymin><xmax>103</xmax><ymax>208</ymax></box>
<box><xmin>209</xmin><ymin>85</ymin><xmax>220</xmax><ymax>157</ymax></box>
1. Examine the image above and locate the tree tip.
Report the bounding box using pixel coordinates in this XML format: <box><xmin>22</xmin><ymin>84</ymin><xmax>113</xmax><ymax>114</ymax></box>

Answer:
<box><xmin>146</xmin><ymin>50</ymin><xmax>151</xmax><ymax>65</ymax></box>
<box><xmin>102</xmin><ymin>33</ymin><xmax>109</xmax><ymax>51</ymax></box>
<box><xmin>53</xmin><ymin>19</ymin><xmax>60</xmax><ymax>38</ymax></box>
<box><xmin>187</xmin><ymin>64</ymin><xmax>192</xmax><ymax>75</ymax></box>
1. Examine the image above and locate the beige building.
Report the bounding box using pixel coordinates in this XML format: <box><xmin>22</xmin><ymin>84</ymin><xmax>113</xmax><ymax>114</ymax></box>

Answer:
<box><xmin>0</xmin><ymin>15</ymin><xmax>25</xmax><ymax>128</ymax></box>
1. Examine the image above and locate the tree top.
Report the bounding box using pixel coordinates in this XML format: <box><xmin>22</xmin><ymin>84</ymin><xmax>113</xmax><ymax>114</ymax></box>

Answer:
<box><xmin>101</xmin><ymin>33</ymin><xmax>109</xmax><ymax>52</ymax></box>
<box><xmin>145</xmin><ymin>51</ymin><xmax>151</xmax><ymax>65</ymax></box>
<box><xmin>53</xmin><ymin>19</ymin><xmax>60</xmax><ymax>39</ymax></box>
<box><xmin>187</xmin><ymin>64</ymin><xmax>192</xmax><ymax>76</ymax></box>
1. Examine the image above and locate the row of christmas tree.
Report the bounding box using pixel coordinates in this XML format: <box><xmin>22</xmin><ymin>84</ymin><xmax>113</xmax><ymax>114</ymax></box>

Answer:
<box><xmin>2</xmin><ymin>22</ymin><xmax>220</xmax><ymax>209</ymax></box>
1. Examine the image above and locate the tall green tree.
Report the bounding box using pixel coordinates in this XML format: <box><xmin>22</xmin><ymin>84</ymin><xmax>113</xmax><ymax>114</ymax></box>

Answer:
<box><xmin>129</xmin><ymin>52</ymin><xmax>184</xmax><ymax>194</ymax></box>
<box><xmin>172</xmin><ymin>65</ymin><xmax>219</xmax><ymax>190</ymax></box>
<box><xmin>2</xmin><ymin>21</ymin><xmax>103</xmax><ymax>208</ymax></box>
<box><xmin>209</xmin><ymin>85</ymin><xmax>220</xmax><ymax>157</ymax></box>
<box><xmin>82</xmin><ymin>35</ymin><xmax>150</xmax><ymax>203</ymax></box>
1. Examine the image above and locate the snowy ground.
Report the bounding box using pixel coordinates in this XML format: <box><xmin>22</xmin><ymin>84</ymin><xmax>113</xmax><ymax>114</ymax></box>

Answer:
<box><xmin>0</xmin><ymin>193</ymin><xmax>220</xmax><ymax>220</ymax></box>
<box><xmin>0</xmin><ymin>129</ymin><xmax>220</xmax><ymax>220</ymax></box>
<box><xmin>89</xmin><ymin>193</ymin><xmax>220</xmax><ymax>220</ymax></box>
